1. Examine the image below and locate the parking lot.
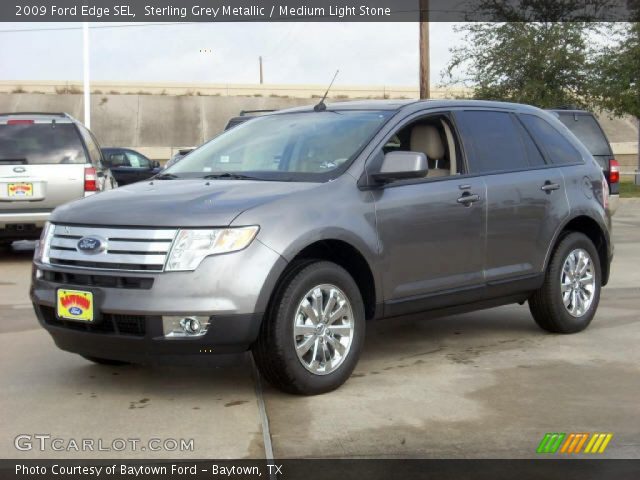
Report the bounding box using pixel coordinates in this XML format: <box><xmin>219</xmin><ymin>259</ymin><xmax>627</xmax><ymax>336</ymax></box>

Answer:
<box><xmin>1</xmin><ymin>199</ymin><xmax>639</xmax><ymax>460</ymax></box>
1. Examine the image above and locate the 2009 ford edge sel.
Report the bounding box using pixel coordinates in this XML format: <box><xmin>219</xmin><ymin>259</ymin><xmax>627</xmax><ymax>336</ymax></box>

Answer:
<box><xmin>31</xmin><ymin>100</ymin><xmax>613</xmax><ymax>395</ymax></box>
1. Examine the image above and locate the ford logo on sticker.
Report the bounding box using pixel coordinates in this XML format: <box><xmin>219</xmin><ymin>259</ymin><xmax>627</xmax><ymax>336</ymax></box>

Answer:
<box><xmin>77</xmin><ymin>236</ymin><xmax>107</xmax><ymax>255</ymax></box>
<box><xmin>68</xmin><ymin>306</ymin><xmax>83</xmax><ymax>315</ymax></box>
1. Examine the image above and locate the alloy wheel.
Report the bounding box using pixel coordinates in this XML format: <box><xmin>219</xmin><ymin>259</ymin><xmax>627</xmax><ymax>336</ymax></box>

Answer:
<box><xmin>293</xmin><ymin>284</ymin><xmax>354</xmax><ymax>375</ymax></box>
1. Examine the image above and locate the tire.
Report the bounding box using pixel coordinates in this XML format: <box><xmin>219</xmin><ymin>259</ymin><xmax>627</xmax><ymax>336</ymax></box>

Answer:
<box><xmin>253</xmin><ymin>260</ymin><xmax>365</xmax><ymax>395</ymax></box>
<box><xmin>529</xmin><ymin>232</ymin><xmax>601</xmax><ymax>333</ymax></box>
<box><xmin>81</xmin><ymin>355</ymin><xmax>130</xmax><ymax>366</ymax></box>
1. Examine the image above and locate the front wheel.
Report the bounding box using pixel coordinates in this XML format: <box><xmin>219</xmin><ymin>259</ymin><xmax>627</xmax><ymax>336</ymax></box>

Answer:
<box><xmin>529</xmin><ymin>232</ymin><xmax>601</xmax><ymax>333</ymax></box>
<box><xmin>253</xmin><ymin>261</ymin><xmax>365</xmax><ymax>395</ymax></box>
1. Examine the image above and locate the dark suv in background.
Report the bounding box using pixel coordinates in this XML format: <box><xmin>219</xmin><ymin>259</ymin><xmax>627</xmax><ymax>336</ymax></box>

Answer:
<box><xmin>549</xmin><ymin>108</ymin><xmax>620</xmax><ymax>211</ymax></box>
<box><xmin>32</xmin><ymin>100</ymin><xmax>612</xmax><ymax>395</ymax></box>
<box><xmin>101</xmin><ymin>147</ymin><xmax>161</xmax><ymax>186</ymax></box>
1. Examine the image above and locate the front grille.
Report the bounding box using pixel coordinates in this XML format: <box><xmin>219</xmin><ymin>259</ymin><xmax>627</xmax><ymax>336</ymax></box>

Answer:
<box><xmin>40</xmin><ymin>306</ymin><xmax>148</xmax><ymax>337</ymax></box>
<box><xmin>46</xmin><ymin>225</ymin><xmax>176</xmax><ymax>272</ymax></box>
<box><xmin>42</xmin><ymin>270</ymin><xmax>154</xmax><ymax>289</ymax></box>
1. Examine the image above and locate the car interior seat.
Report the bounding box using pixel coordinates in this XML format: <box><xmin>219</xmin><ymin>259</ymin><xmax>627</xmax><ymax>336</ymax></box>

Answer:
<box><xmin>410</xmin><ymin>125</ymin><xmax>450</xmax><ymax>177</ymax></box>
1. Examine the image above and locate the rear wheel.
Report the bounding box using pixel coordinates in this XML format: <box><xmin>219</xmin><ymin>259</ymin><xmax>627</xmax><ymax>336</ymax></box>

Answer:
<box><xmin>253</xmin><ymin>261</ymin><xmax>365</xmax><ymax>395</ymax></box>
<box><xmin>81</xmin><ymin>355</ymin><xmax>130</xmax><ymax>366</ymax></box>
<box><xmin>529</xmin><ymin>232</ymin><xmax>601</xmax><ymax>333</ymax></box>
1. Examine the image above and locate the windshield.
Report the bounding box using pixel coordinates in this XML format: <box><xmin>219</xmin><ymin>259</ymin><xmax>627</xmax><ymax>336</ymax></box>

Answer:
<box><xmin>166</xmin><ymin>111</ymin><xmax>392</xmax><ymax>181</ymax></box>
<box><xmin>0</xmin><ymin>123</ymin><xmax>87</xmax><ymax>165</ymax></box>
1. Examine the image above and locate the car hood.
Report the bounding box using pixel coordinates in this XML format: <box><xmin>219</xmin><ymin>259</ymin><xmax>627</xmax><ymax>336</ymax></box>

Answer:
<box><xmin>51</xmin><ymin>179</ymin><xmax>318</xmax><ymax>227</ymax></box>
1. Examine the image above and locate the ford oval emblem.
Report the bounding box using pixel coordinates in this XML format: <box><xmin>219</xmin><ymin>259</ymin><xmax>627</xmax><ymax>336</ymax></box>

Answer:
<box><xmin>77</xmin><ymin>236</ymin><xmax>107</xmax><ymax>255</ymax></box>
<box><xmin>13</xmin><ymin>166</ymin><xmax>26</xmax><ymax>173</ymax></box>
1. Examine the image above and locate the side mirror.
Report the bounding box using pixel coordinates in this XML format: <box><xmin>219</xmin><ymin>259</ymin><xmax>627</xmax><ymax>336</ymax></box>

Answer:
<box><xmin>371</xmin><ymin>151</ymin><xmax>428</xmax><ymax>184</ymax></box>
<box><xmin>151</xmin><ymin>160</ymin><xmax>161</xmax><ymax>169</ymax></box>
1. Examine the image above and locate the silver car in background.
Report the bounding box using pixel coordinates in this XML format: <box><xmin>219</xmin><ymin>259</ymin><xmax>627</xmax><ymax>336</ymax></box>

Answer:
<box><xmin>0</xmin><ymin>112</ymin><xmax>116</xmax><ymax>247</ymax></box>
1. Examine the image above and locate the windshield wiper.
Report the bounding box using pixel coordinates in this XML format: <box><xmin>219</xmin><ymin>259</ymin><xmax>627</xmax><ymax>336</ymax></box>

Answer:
<box><xmin>154</xmin><ymin>172</ymin><xmax>180</xmax><ymax>180</ymax></box>
<box><xmin>202</xmin><ymin>172</ymin><xmax>264</xmax><ymax>180</ymax></box>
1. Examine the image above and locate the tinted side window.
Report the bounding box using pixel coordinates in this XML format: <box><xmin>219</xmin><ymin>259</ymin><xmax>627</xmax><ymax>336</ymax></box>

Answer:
<box><xmin>77</xmin><ymin>125</ymin><xmax>102</xmax><ymax>166</ymax></box>
<box><xmin>454</xmin><ymin>111</ymin><xmax>529</xmax><ymax>173</ymax></box>
<box><xmin>126</xmin><ymin>152</ymin><xmax>150</xmax><ymax>168</ymax></box>
<box><xmin>108</xmin><ymin>152</ymin><xmax>129</xmax><ymax>167</ymax></box>
<box><xmin>519</xmin><ymin>114</ymin><xmax>582</xmax><ymax>165</ymax></box>
<box><xmin>514</xmin><ymin>119</ymin><xmax>547</xmax><ymax>167</ymax></box>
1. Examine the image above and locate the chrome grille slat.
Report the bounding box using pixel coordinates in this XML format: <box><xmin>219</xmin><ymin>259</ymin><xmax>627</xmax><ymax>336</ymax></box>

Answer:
<box><xmin>48</xmin><ymin>248</ymin><xmax>166</xmax><ymax>265</ymax></box>
<box><xmin>47</xmin><ymin>225</ymin><xmax>177</xmax><ymax>272</ymax></box>
<box><xmin>50</xmin><ymin>236</ymin><xmax>171</xmax><ymax>253</ymax></box>
<box><xmin>51</xmin><ymin>225</ymin><xmax>175</xmax><ymax>240</ymax></box>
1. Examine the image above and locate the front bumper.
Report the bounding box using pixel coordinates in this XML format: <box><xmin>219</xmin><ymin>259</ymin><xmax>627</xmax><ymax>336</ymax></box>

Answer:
<box><xmin>31</xmin><ymin>239</ymin><xmax>288</xmax><ymax>363</ymax></box>
<box><xmin>33</xmin><ymin>304</ymin><xmax>261</xmax><ymax>365</ymax></box>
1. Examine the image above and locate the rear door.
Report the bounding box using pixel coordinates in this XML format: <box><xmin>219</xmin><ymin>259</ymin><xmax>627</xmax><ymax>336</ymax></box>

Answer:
<box><xmin>0</xmin><ymin>120</ymin><xmax>86</xmax><ymax>211</ymax></box>
<box><xmin>453</xmin><ymin>110</ymin><xmax>569</xmax><ymax>288</ymax></box>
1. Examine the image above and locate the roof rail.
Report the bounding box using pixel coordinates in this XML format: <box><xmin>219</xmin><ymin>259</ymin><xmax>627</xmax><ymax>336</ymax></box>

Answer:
<box><xmin>548</xmin><ymin>105</ymin><xmax>583</xmax><ymax>111</ymax></box>
<box><xmin>239</xmin><ymin>109</ymin><xmax>276</xmax><ymax>116</ymax></box>
<box><xmin>0</xmin><ymin>112</ymin><xmax>71</xmax><ymax>117</ymax></box>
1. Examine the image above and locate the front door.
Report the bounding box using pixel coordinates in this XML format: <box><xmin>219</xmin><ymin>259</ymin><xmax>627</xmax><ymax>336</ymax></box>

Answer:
<box><xmin>374</xmin><ymin>177</ymin><xmax>487</xmax><ymax>315</ymax></box>
<box><xmin>371</xmin><ymin>112</ymin><xmax>487</xmax><ymax>316</ymax></box>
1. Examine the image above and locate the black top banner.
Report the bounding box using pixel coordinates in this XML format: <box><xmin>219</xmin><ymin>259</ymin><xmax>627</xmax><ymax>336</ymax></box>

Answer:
<box><xmin>3</xmin><ymin>0</ymin><xmax>639</xmax><ymax>22</ymax></box>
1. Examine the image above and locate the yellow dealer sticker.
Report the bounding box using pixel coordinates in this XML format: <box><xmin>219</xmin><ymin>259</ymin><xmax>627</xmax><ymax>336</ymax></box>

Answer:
<box><xmin>8</xmin><ymin>182</ymin><xmax>33</xmax><ymax>197</ymax></box>
<box><xmin>57</xmin><ymin>289</ymin><xmax>94</xmax><ymax>322</ymax></box>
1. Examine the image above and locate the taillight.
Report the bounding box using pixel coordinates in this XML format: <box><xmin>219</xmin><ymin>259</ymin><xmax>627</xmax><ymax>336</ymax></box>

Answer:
<box><xmin>84</xmin><ymin>166</ymin><xmax>97</xmax><ymax>192</ymax></box>
<box><xmin>7</xmin><ymin>119</ymin><xmax>34</xmax><ymax>125</ymax></box>
<box><xmin>608</xmin><ymin>159</ymin><xmax>620</xmax><ymax>184</ymax></box>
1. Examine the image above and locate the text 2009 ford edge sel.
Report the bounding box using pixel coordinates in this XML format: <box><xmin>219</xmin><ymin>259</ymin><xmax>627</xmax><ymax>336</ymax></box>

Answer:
<box><xmin>31</xmin><ymin>100</ymin><xmax>613</xmax><ymax>395</ymax></box>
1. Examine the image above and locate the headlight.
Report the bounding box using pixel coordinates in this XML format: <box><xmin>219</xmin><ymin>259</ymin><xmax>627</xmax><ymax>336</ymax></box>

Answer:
<box><xmin>34</xmin><ymin>221</ymin><xmax>53</xmax><ymax>263</ymax></box>
<box><xmin>165</xmin><ymin>226</ymin><xmax>259</xmax><ymax>271</ymax></box>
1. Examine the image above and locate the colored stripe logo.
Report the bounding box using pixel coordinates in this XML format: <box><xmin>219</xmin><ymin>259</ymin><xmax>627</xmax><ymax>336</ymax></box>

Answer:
<box><xmin>537</xmin><ymin>433</ymin><xmax>613</xmax><ymax>454</ymax></box>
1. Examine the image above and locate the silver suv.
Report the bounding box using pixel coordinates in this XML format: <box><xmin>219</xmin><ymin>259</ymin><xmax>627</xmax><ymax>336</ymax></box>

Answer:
<box><xmin>31</xmin><ymin>100</ymin><xmax>613</xmax><ymax>395</ymax></box>
<box><xmin>0</xmin><ymin>112</ymin><xmax>115</xmax><ymax>246</ymax></box>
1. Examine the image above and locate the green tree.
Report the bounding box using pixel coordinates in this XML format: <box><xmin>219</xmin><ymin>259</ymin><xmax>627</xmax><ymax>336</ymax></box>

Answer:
<box><xmin>590</xmin><ymin>21</ymin><xmax>640</xmax><ymax>168</ymax></box>
<box><xmin>443</xmin><ymin>21</ymin><xmax>599</xmax><ymax>108</ymax></box>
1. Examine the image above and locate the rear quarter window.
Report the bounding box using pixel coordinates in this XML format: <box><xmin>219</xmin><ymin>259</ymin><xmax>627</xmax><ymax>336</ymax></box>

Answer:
<box><xmin>519</xmin><ymin>114</ymin><xmax>582</xmax><ymax>165</ymax></box>
<box><xmin>0</xmin><ymin>123</ymin><xmax>87</xmax><ymax>165</ymax></box>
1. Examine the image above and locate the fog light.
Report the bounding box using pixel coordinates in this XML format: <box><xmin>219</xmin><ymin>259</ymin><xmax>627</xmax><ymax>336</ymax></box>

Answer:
<box><xmin>163</xmin><ymin>316</ymin><xmax>210</xmax><ymax>338</ymax></box>
<box><xmin>181</xmin><ymin>317</ymin><xmax>202</xmax><ymax>334</ymax></box>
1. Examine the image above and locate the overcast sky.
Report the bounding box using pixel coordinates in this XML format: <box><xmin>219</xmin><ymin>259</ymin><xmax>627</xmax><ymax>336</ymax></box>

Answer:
<box><xmin>0</xmin><ymin>22</ymin><xmax>463</xmax><ymax>86</ymax></box>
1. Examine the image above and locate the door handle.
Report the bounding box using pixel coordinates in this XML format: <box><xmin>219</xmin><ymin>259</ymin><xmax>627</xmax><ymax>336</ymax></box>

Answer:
<box><xmin>541</xmin><ymin>182</ymin><xmax>560</xmax><ymax>192</ymax></box>
<box><xmin>457</xmin><ymin>193</ymin><xmax>480</xmax><ymax>205</ymax></box>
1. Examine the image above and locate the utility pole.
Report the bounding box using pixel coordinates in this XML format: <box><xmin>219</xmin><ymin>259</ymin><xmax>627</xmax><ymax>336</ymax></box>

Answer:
<box><xmin>82</xmin><ymin>22</ymin><xmax>90</xmax><ymax>128</ymax></box>
<box><xmin>259</xmin><ymin>56</ymin><xmax>264</xmax><ymax>84</ymax></box>
<box><xmin>419</xmin><ymin>0</ymin><xmax>430</xmax><ymax>99</ymax></box>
